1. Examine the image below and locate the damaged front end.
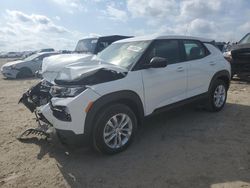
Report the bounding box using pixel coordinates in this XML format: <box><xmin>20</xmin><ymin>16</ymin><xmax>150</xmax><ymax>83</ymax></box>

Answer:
<box><xmin>19</xmin><ymin>80</ymin><xmax>53</xmax><ymax>112</ymax></box>
<box><xmin>18</xmin><ymin>80</ymin><xmax>54</xmax><ymax>140</ymax></box>
<box><xmin>17</xmin><ymin>110</ymin><xmax>53</xmax><ymax>140</ymax></box>
<box><xmin>18</xmin><ymin>64</ymin><xmax>127</xmax><ymax>141</ymax></box>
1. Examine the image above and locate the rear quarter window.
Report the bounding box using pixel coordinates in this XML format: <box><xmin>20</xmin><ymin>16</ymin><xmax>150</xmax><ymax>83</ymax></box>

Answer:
<box><xmin>183</xmin><ymin>40</ymin><xmax>209</xmax><ymax>61</ymax></box>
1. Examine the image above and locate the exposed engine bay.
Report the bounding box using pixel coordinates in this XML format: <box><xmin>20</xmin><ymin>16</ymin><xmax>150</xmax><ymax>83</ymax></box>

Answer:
<box><xmin>19</xmin><ymin>80</ymin><xmax>52</xmax><ymax>112</ymax></box>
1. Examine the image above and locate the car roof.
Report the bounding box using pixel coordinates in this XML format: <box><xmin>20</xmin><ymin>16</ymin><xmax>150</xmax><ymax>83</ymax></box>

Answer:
<box><xmin>115</xmin><ymin>34</ymin><xmax>213</xmax><ymax>43</ymax></box>
<box><xmin>80</xmin><ymin>35</ymin><xmax>131</xmax><ymax>41</ymax></box>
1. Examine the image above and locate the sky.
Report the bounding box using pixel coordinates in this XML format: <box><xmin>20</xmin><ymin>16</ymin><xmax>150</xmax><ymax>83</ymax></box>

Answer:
<box><xmin>0</xmin><ymin>0</ymin><xmax>250</xmax><ymax>51</ymax></box>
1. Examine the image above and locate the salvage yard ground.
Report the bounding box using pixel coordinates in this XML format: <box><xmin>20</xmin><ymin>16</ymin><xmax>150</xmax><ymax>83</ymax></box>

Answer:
<box><xmin>0</xmin><ymin>58</ymin><xmax>250</xmax><ymax>188</ymax></box>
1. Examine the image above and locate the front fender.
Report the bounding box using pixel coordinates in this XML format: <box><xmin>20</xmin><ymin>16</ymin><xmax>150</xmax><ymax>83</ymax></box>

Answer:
<box><xmin>84</xmin><ymin>90</ymin><xmax>144</xmax><ymax>141</ymax></box>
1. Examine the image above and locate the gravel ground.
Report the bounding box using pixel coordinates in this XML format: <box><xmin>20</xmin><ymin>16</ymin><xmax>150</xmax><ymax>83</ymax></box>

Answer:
<box><xmin>0</xmin><ymin>58</ymin><xmax>250</xmax><ymax>188</ymax></box>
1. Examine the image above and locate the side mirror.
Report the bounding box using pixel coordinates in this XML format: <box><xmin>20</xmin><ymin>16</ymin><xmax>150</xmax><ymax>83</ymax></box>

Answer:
<box><xmin>145</xmin><ymin>57</ymin><xmax>168</xmax><ymax>68</ymax></box>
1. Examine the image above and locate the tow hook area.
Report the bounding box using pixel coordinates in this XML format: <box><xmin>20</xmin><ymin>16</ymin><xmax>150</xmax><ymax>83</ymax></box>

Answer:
<box><xmin>17</xmin><ymin>110</ymin><xmax>53</xmax><ymax>141</ymax></box>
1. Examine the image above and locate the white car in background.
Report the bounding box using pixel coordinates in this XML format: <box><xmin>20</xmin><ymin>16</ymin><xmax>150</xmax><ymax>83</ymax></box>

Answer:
<box><xmin>1</xmin><ymin>52</ymin><xmax>59</xmax><ymax>78</ymax></box>
<box><xmin>20</xmin><ymin>34</ymin><xmax>231</xmax><ymax>154</ymax></box>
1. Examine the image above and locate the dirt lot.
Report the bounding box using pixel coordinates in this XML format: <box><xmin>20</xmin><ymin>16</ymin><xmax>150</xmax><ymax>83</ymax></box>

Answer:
<box><xmin>0</xmin><ymin>58</ymin><xmax>250</xmax><ymax>188</ymax></box>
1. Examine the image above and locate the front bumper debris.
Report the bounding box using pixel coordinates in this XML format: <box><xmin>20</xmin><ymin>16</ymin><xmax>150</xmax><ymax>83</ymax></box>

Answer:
<box><xmin>19</xmin><ymin>81</ymin><xmax>52</xmax><ymax>112</ymax></box>
<box><xmin>17</xmin><ymin>110</ymin><xmax>53</xmax><ymax>140</ymax></box>
<box><xmin>18</xmin><ymin>80</ymin><xmax>54</xmax><ymax>140</ymax></box>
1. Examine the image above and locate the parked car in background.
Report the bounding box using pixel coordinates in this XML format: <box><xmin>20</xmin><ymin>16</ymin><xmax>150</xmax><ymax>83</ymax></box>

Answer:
<box><xmin>21</xmin><ymin>51</ymin><xmax>36</xmax><ymax>58</ymax></box>
<box><xmin>0</xmin><ymin>51</ymin><xmax>36</xmax><ymax>59</ymax></box>
<box><xmin>20</xmin><ymin>35</ymin><xmax>231</xmax><ymax>154</ymax></box>
<box><xmin>0</xmin><ymin>52</ymin><xmax>7</xmax><ymax>58</ymax></box>
<box><xmin>215</xmin><ymin>42</ymin><xmax>226</xmax><ymax>52</ymax></box>
<box><xmin>59</xmin><ymin>50</ymin><xmax>72</xmax><ymax>54</ymax></box>
<box><xmin>0</xmin><ymin>52</ymin><xmax>22</xmax><ymax>58</ymax></box>
<box><xmin>224</xmin><ymin>33</ymin><xmax>250</xmax><ymax>78</ymax></box>
<box><xmin>41</xmin><ymin>35</ymin><xmax>131</xmax><ymax>83</ymax></box>
<box><xmin>1</xmin><ymin>52</ymin><xmax>59</xmax><ymax>78</ymax></box>
<box><xmin>38</xmin><ymin>48</ymin><xmax>55</xmax><ymax>53</ymax></box>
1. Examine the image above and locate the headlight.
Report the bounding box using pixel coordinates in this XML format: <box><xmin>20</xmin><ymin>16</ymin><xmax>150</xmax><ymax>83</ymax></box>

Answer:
<box><xmin>5</xmin><ymin>65</ymin><xmax>16</xmax><ymax>70</ymax></box>
<box><xmin>4</xmin><ymin>66</ymin><xmax>12</xmax><ymax>70</ymax></box>
<box><xmin>50</xmin><ymin>85</ymin><xmax>86</xmax><ymax>97</ymax></box>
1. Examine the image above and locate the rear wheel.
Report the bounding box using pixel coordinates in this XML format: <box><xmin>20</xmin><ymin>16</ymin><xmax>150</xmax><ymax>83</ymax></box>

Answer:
<box><xmin>206</xmin><ymin>79</ymin><xmax>227</xmax><ymax>112</ymax></box>
<box><xmin>93</xmin><ymin>104</ymin><xmax>137</xmax><ymax>154</ymax></box>
<box><xmin>16</xmin><ymin>68</ymin><xmax>32</xmax><ymax>78</ymax></box>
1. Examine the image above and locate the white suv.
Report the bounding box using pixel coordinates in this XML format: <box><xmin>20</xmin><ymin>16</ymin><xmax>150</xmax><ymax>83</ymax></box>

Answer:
<box><xmin>25</xmin><ymin>35</ymin><xmax>231</xmax><ymax>154</ymax></box>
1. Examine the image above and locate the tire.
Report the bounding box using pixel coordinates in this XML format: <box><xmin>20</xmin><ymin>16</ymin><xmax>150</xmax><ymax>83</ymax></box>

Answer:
<box><xmin>206</xmin><ymin>79</ymin><xmax>227</xmax><ymax>112</ymax></box>
<box><xmin>93</xmin><ymin>104</ymin><xmax>137</xmax><ymax>154</ymax></box>
<box><xmin>16</xmin><ymin>68</ymin><xmax>33</xmax><ymax>78</ymax></box>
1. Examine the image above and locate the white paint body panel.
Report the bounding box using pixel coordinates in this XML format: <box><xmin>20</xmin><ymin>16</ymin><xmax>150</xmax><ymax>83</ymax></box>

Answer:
<box><xmin>141</xmin><ymin>62</ymin><xmax>187</xmax><ymax>115</ymax></box>
<box><xmin>186</xmin><ymin>44</ymin><xmax>231</xmax><ymax>98</ymax></box>
<box><xmin>40</xmin><ymin>88</ymin><xmax>100</xmax><ymax>134</ymax></box>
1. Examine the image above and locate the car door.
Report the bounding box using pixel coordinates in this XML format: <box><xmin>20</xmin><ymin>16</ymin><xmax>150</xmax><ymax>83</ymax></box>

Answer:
<box><xmin>182</xmin><ymin>40</ymin><xmax>216</xmax><ymax>98</ymax></box>
<box><xmin>139</xmin><ymin>39</ymin><xmax>188</xmax><ymax>115</ymax></box>
<box><xmin>29</xmin><ymin>54</ymin><xmax>47</xmax><ymax>73</ymax></box>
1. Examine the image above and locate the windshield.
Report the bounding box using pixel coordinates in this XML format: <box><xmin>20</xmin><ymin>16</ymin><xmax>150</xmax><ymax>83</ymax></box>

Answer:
<box><xmin>96</xmin><ymin>41</ymin><xmax>151</xmax><ymax>69</ymax></box>
<box><xmin>75</xmin><ymin>38</ymin><xmax>98</xmax><ymax>53</ymax></box>
<box><xmin>24</xmin><ymin>54</ymin><xmax>40</xmax><ymax>61</ymax></box>
<box><xmin>239</xmin><ymin>33</ymin><xmax>250</xmax><ymax>44</ymax></box>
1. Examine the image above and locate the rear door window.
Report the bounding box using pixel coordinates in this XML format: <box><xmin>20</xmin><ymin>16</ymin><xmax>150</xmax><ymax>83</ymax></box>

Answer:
<box><xmin>183</xmin><ymin>40</ymin><xmax>207</xmax><ymax>61</ymax></box>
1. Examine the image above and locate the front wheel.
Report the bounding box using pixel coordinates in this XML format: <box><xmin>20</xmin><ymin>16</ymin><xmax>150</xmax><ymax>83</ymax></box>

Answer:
<box><xmin>93</xmin><ymin>104</ymin><xmax>137</xmax><ymax>154</ymax></box>
<box><xmin>206</xmin><ymin>79</ymin><xmax>227</xmax><ymax>112</ymax></box>
<box><xmin>16</xmin><ymin>68</ymin><xmax>33</xmax><ymax>78</ymax></box>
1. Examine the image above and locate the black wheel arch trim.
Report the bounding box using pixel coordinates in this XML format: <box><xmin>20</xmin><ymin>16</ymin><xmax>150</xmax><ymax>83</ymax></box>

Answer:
<box><xmin>208</xmin><ymin>70</ymin><xmax>231</xmax><ymax>91</ymax></box>
<box><xmin>84</xmin><ymin>90</ymin><xmax>144</xmax><ymax>142</ymax></box>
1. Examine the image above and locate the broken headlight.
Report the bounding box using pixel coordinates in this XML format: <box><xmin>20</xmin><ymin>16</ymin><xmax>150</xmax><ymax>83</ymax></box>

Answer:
<box><xmin>50</xmin><ymin>85</ymin><xmax>86</xmax><ymax>98</ymax></box>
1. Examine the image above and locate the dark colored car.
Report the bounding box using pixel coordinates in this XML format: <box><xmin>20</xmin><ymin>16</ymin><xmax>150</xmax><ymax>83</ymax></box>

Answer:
<box><xmin>38</xmin><ymin>48</ymin><xmax>55</xmax><ymax>53</ymax></box>
<box><xmin>224</xmin><ymin>33</ymin><xmax>250</xmax><ymax>78</ymax></box>
<box><xmin>215</xmin><ymin>42</ymin><xmax>226</xmax><ymax>52</ymax></box>
<box><xmin>74</xmin><ymin>35</ymin><xmax>132</xmax><ymax>54</ymax></box>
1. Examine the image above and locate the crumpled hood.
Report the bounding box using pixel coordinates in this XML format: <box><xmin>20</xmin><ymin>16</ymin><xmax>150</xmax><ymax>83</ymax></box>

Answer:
<box><xmin>2</xmin><ymin>60</ymin><xmax>25</xmax><ymax>67</ymax></box>
<box><xmin>54</xmin><ymin>59</ymin><xmax>127</xmax><ymax>85</ymax></box>
<box><xmin>42</xmin><ymin>53</ymin><xmax>93</xmax><ymax>82</ymax></box>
